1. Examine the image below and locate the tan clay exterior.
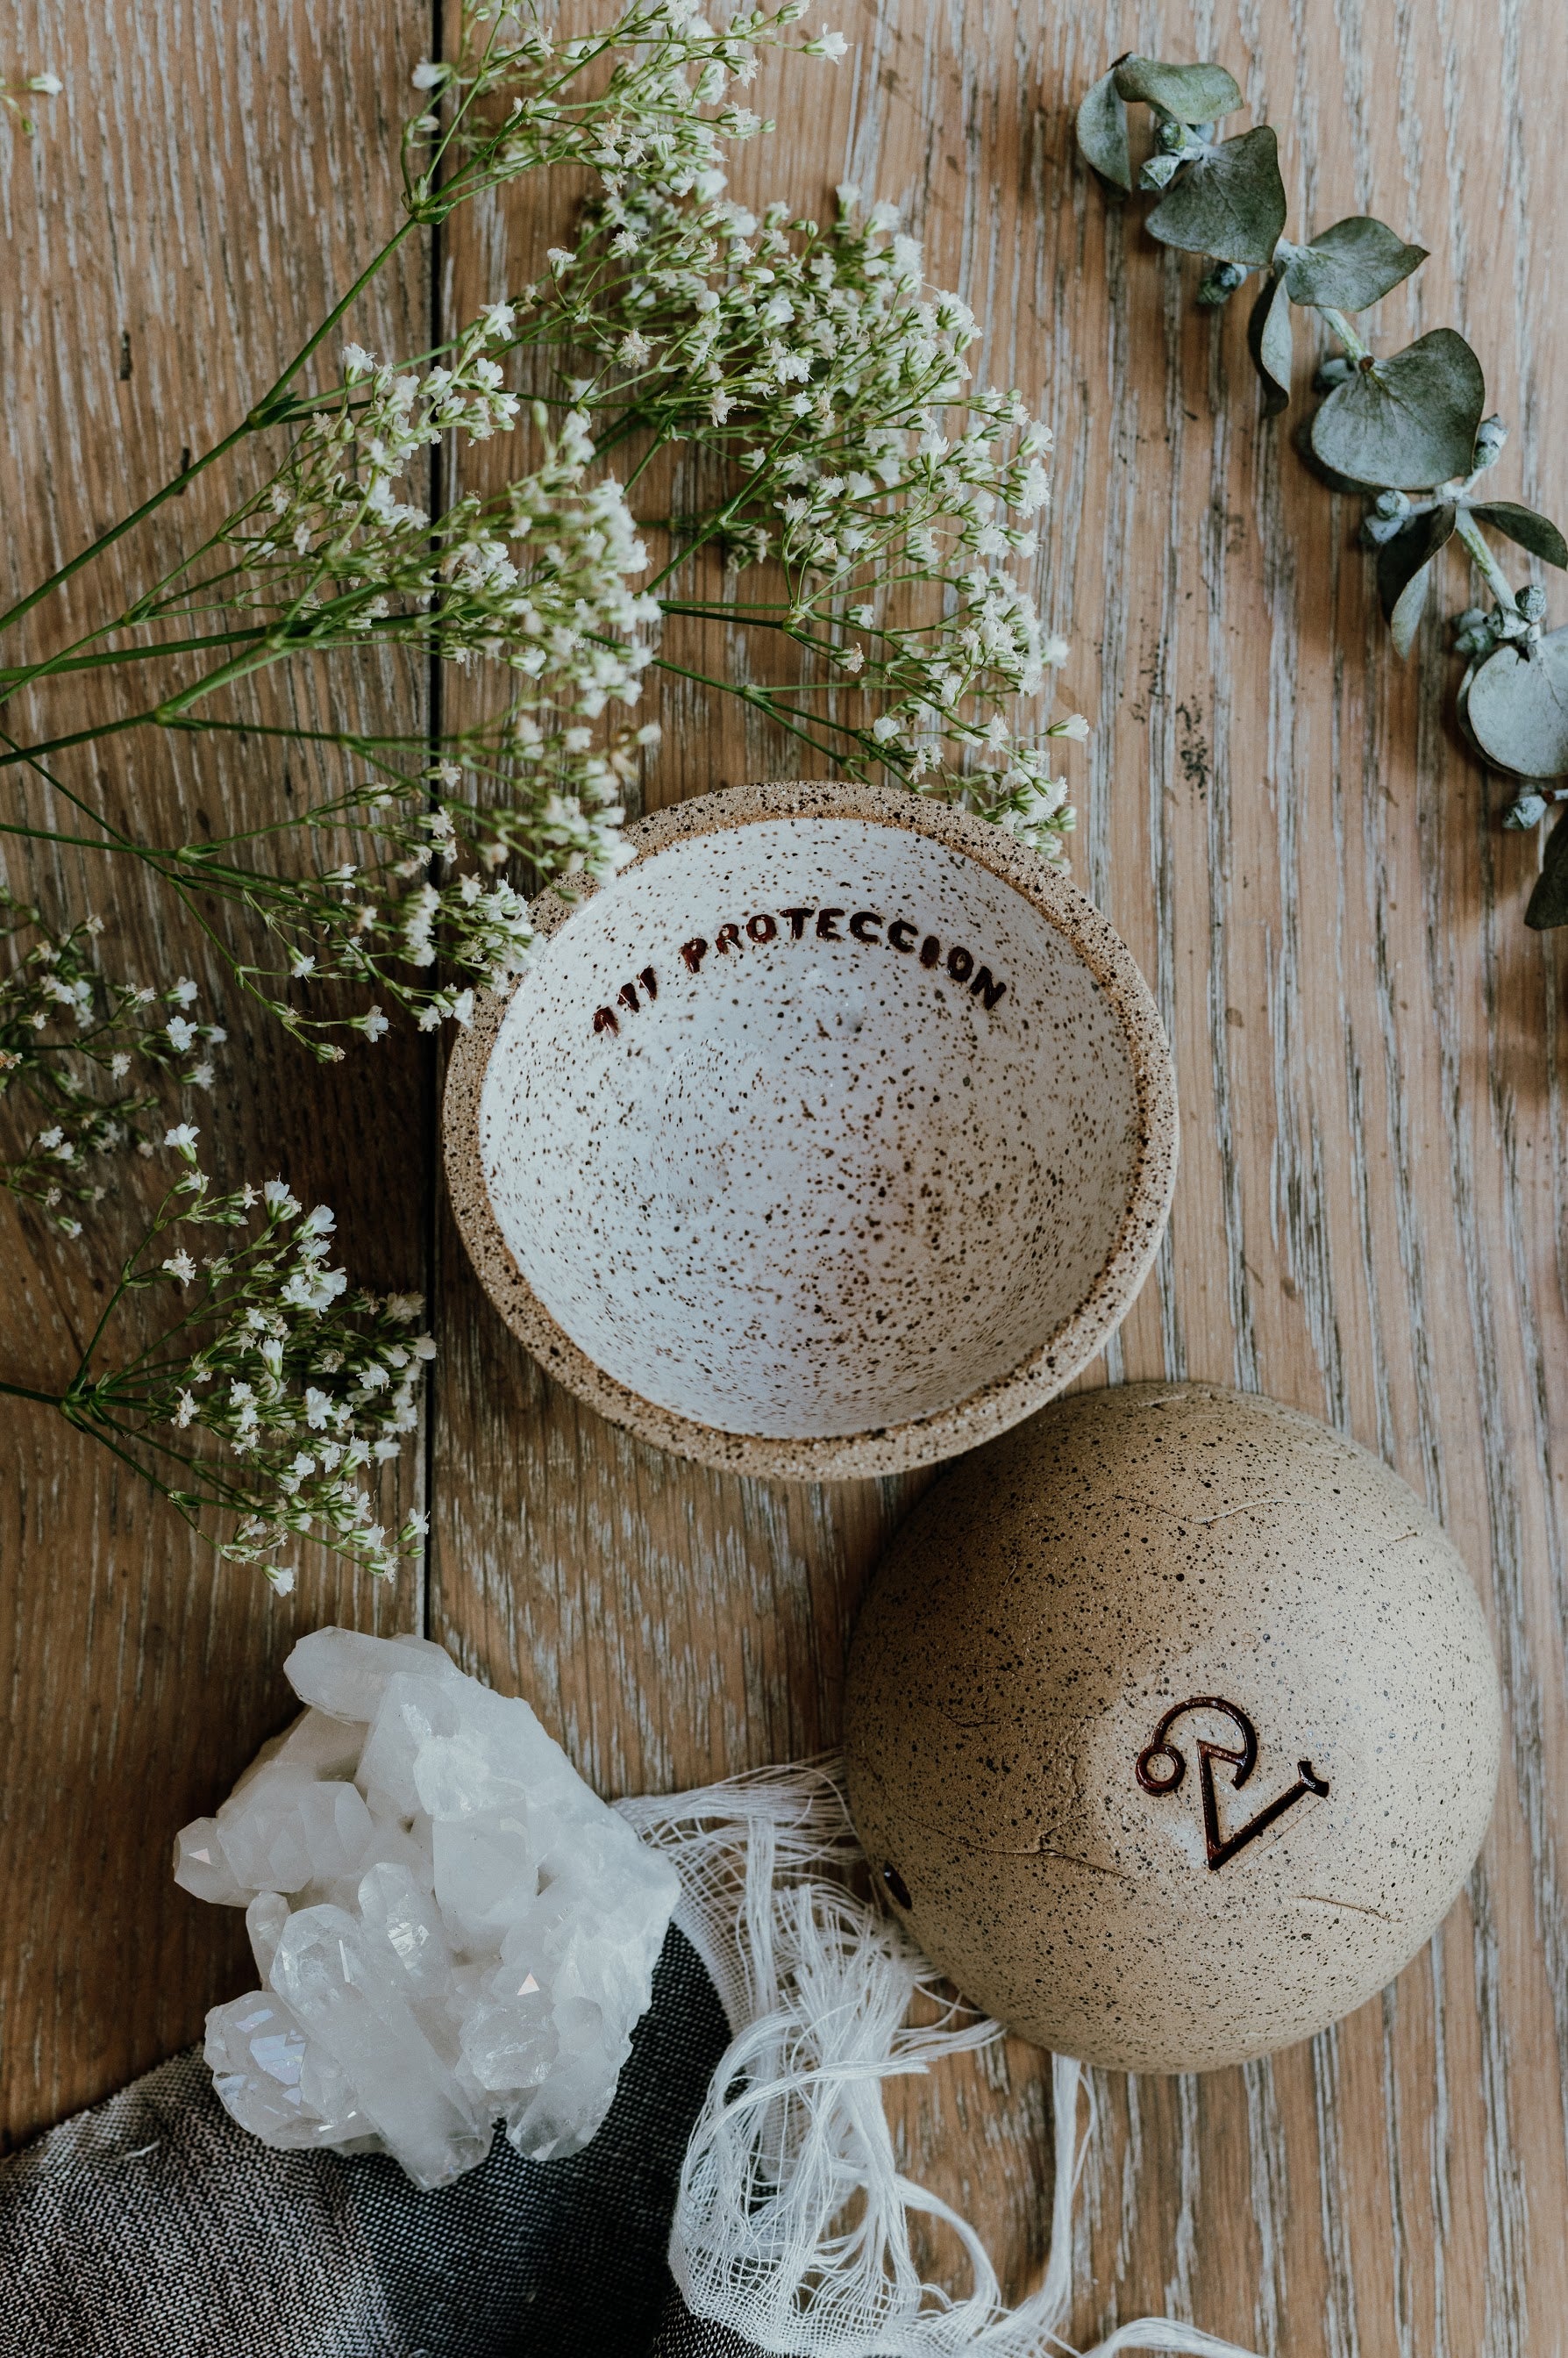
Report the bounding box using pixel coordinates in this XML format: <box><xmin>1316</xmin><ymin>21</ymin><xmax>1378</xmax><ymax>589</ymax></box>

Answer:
<box><xmin>843</xmin><ymin>1381</ymin><xmax>1502</xmax><ymax>2074</ymax></box>
<box><xmin>444</xmin><ymin>779</ymin><xmax>1179</xmax><ymax>1482</ymax></box>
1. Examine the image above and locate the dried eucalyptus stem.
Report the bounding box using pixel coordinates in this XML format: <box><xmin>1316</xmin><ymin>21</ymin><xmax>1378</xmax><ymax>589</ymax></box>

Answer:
<box><xmin>1077</xmin><ymin>52</ymin><xmax>1568</xmax><ymax>928</ymax></box>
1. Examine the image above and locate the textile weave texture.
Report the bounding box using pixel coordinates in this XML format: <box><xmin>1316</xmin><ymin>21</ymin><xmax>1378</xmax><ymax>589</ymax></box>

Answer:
<box><xmin>0</xmin><ymin>1926</ymin><xmax>773</xmax><ymax>2358</ymax></box>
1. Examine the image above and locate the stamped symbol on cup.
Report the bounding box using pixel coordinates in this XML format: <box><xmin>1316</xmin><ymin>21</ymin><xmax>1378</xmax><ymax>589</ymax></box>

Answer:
<box><xmin>1136</xmin><ymin>1696</ymin><xmax>1330</xmax><ymax>1870</ymax></box>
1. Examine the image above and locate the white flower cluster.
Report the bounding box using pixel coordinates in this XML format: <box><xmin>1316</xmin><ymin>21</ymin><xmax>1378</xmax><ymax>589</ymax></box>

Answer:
<box><xmin>13</xmin><ymin>9</ymin><xmax>1080</xmax><ymax>1080</ymax></box>
<box><xmin>226</xmin><ymin>335</ymin><xmax>659</xmax><ymax>700</ymax></box>
<box><xmin>81</xmin><ymin>1129</ymin><xmax>432</xmax><ymax>1584</ymax></box>
<box><xmin>0</xmin><ymin>893</ymin><xmax>224</xmax><ymax>1233</ymax></box>
<box><xmin>146</xmin><ymin>355</ymin><xmax>675</xmax><ymax>1052</ymax></box>
<box><xmin>178</xmin><ymin>704</ymin><xmax>662</xmax><ymax>1059</ymax></box>
<box><xmin>405</xmin><ymin>3</ymin><xmax>824</xmax><ymax>223</ymax></box>
<box><xmin>525</xmin><ymin>176</ymin><xmax>1082</xmax><ymax>857</ymax></box>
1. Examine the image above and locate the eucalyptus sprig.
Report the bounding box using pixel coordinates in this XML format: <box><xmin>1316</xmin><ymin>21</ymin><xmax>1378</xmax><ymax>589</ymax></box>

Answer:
<box><xmin>0</xmin><ymin>1132</ymin><xmax>432</xmax><ymax>1590</ymax></box>
<box><xmin>1077</xmin><ymin>53</ymin><xmax>1568</xmax><ymax>928</ymax></box>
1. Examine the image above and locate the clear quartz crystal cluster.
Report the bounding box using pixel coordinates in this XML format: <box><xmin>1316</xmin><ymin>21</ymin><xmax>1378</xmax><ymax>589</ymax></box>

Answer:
<box><xmin>175</xmin><ymin>1627</ymin><xmax>680</xmax><ymax>2189</ymax></box>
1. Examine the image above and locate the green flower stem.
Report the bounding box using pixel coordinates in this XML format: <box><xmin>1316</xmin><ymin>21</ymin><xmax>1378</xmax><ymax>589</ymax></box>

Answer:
<box><xmin>0</xmin><ymin>818</ymin><xmax>140</xmax><ymax>853</ymax></box>
<box><xmin>0</xmin><ymin>721</ymin><xmax>157</xmax><ymax>866</ymax></box>
<box><xmin>650</xmin><ymin>654</ymin><xmax>853</xmax><ymax>768</ymax></box>
<box><xmin>0</xmin><ymin>1379</ymin><xmax>67</xmax><ymax>1407</ymax></box>
<box><xmin>641</xmin><ymin>462</ymin><xmax>782</xmax><ymax>597</ymax></box>
<box><xmin>0</xmin><ymin>625</ymin><xmax>275</xmax><ymax>688</ymax></box>
<box><xmin>0</xmin><ymin>422</ymin><xmax>254</xmax><ymax>649</ymax></box>
<box><xmin>0</xmin><ymin>709</ymin><xmax>161</xmax><ymax>770</ymax></box>
<box><xmin>0</xmin><ymin>212</ymin><xmax>421</xmax><ymax>647</ymax></box>
<box><xmin>1453</xmin><ymin>505</ymin><xmax>1520</xmax><ymax>611</ymax></box>
<box><xmin>0</xmin><ymin>491</ymin><xmax>276</xmax><ymax>704</ymax></box>
<box><xmin>657</xmin><ymin>598</ymin><xmax>796</xmax><ymax>618</ymax></box>
<box><xmin>52</xmin><ymin>1407</ymin><xmax>203</xmax><ymax>1516</ymax></box>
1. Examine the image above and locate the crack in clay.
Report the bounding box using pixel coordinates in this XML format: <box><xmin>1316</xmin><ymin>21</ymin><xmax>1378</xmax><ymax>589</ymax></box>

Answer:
<box><xmin>1106</xmin><ymin>1490</ymin><xmax>1308</xmax><ymax>1528</ymax></box>
<box><xmin>969</xmin><ymin>1839</ymin><xmax>1137</xmax><ymax>1883</ymax></box>
<box><xmin>1296</xmin><ymin>1893</ymin><xmax>1393</xmax><ymax>1923</ymax></box>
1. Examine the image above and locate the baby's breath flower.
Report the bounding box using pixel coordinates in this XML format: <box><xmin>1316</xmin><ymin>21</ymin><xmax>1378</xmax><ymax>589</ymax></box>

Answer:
<box><xmin>0</xmin><ymin>896</ymin><xmax>225</xmax><ymax>1232</ymax></box>
<box><xmin>0</xmin><ymin>10</ymin><xmax>1082</xmax><ymax>1076</ymax></box>
<box><xmin>40</xmin><ymin>1167</ymin><xmax>431</xmax><ymax>1582</ymax></box>
<box><xmin>2</xmin><ymin>65</ymin><xmax>62</xmax><ymax>134</ymax></box>
<box><xmin>510</xmin><ymin>173</ymin><xmax>1080</xmax><ymax>858</ymax></box>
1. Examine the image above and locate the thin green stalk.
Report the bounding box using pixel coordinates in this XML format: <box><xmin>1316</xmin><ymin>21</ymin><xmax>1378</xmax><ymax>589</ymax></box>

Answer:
<box><xmin>650</xmin><ymin>654</ymin><xmax>858</xmax><ymax>767</ymax></box>
<box><xmin>657</xmin><ymin>598</ymin><xmax>795</xmax><ymax>618</ymax></box>
<box><xmin>54</xmin><ymin>1410</ymin><xmax>196</xmax><ymax>1509</ymax></box>
<box><xmin>0</xmin><ymin>625</ymin><xmax>274</xmax><ymax>687</ymax></box>
<box><xmin>0</xmin><ymin>818</ymin><xmax>143</xmax><ymax>853</ymax></box>
<box><xmin>0</xmin><ymin>422</ymin><xmax>254</xmax><ymax>647</ymax></box>
<box><xmin>72</xmin><ymin>1248</ymin><xmax>144</xmax><ymax>1380</ymax></box>
<box><xmin>0</xmin><ymin>709</ymin><xmax>161</xmax><ymax>770</ymax></box>
<box><xmin>170</xmin><ymin>716</ymin><xmax>431</xmax><ymax>751</ymax></box>
<box><xmin>0</xmin><ymin>1379</ymin><xmax>67</xmax><ymax>1407</ymax></box>
<box><xmin>641</xmin><ymin>464</ymin><xmax>779</xmax><ymax>597</ymax></box>
<box><xmin>0</xmin><ymin>213</ymin><xmax>421</xmax><ymax>646</ymax></box>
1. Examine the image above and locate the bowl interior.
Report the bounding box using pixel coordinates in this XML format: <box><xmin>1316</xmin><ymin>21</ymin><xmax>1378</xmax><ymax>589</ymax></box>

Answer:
<box><xmin>479</xmin><ymin>815</ymin><xmax>1145</xmax><ymax>1441</ymax></box>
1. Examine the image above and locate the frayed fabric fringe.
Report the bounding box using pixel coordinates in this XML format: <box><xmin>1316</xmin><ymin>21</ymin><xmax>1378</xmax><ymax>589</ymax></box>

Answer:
<box><xmin>619</xmin><ymin>1761</ymin><xmax>1261</xmax><ymax>2358</ymax></box>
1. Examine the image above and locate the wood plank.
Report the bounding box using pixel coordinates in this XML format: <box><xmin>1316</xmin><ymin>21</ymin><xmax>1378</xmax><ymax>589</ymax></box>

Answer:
<box><xmin>4</xmin><ymin>3</ymin><xmax>1566</xmax><ymax>2352</ymax></box>
<box><xmin>427</xmin><ymin>3</ymin><xmax>1568</xmax><ymax>2350</ymax></box>
<box><xmin>0</xmin><ymin>0</ymin><xmax>432</xmax><ymax>2146</ymax></box>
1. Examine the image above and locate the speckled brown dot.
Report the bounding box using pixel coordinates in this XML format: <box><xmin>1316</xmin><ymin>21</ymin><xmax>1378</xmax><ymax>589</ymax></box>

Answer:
<box><xmin>844</xmin><ymin>1382</ymin><xmax>1502</xmax><ymax>2073</ymax></box>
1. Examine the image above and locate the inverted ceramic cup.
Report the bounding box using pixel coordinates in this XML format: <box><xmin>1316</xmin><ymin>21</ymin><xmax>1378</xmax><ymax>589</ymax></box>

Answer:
<box><xmin>445</xmin><ymin>780</ymin><xmax>1177</xmax><ymax>1480</ymax></box>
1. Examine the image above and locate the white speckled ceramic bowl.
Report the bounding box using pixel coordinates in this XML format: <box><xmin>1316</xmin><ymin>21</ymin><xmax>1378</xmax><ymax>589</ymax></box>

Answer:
<box><xmin>445</xmin><ymin>780</ymin><xmax>1178</xmax><ymax>1480</ymax></box>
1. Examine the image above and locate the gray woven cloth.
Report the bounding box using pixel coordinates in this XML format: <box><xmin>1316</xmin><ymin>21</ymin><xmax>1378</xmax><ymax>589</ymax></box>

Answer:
<box><xmin>0</xmin><ymin>1926</ymin><xmax>769</xmax><ymax>2358</ymax></box>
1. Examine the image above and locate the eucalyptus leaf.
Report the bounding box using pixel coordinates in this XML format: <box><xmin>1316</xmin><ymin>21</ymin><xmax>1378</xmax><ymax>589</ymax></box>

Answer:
<box><xmin>1291</xmin><ymin>414</ymin><xmax>1371</xmax><ymax>496</ymax></box>
<box><xmin>1467</xmin><ymin>627</ymin><xmax>1568</xmax><ymax>780</ymax></box>
<box><xmin>1526</xmin><ymin>809</ymin><xmax>1568</xmax><ymax>929</ymax></box>
<box><xmin>1145</xmin><ymin>126</ymin><xmax>1287</xmax><ymax>267</ymax></box>
<box><xmin>1386</xmin><ymin>562</ymin><xmax>1434</xmax><ymax>657</ymax></box>
<box><xmin>1247</xmin><ymin>273</ymin><xmax>1293</xmax><ymax>416</ymax></box>
<box><xmin>1076</xmin><ymin>65</ymin><xmax>1132</xmax><ymax>192</ymax></box>
<box><xmin>1111</xmin><ymin>56</ymin><xmax>1243</xmax><ymax>125</ymax></box>
<box><xmin>1280</xmin><ymin>217</ymin><xmax>1428</xmax><ymax>312</ymax></box>
<box><xmin>1376</xmin><ymin>507</ymin><xmax>1455</xmax><ymax>657</ymax></box>
<box><xmin>1309</xmin><ymin>327</ymin><xmax>1486</xmax><ymax>489</ymax></box>
<box><xmin>1465</xmin><ymin>501</ymin><xmax>1568</xmax><ymax>569</ymax></box>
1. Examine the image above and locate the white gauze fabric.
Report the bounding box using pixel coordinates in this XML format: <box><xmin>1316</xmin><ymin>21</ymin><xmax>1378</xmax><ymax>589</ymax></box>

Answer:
<box><xmin>619</xmin><ymin>1760</ymin><xmax>1263</xmax><ymax>2358</ymax></box>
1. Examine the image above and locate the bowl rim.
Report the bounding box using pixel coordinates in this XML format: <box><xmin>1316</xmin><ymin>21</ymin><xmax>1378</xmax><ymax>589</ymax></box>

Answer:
<box><xmin>444</xmin><ymin>777</ymin><xmax>1179</xmax><ymax>1480</ymax></box>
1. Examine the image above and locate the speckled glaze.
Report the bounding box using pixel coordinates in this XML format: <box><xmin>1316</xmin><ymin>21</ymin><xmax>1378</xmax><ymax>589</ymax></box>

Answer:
<box><xmin>445</xmin><ymin>781</ymin><xmax>1177</xmax><ymax>1481</ymax></box>
<box><xmin>844</xmin><ymin>1382</ymin><xmax>1502</xmax><ymax>2073</ymax></box>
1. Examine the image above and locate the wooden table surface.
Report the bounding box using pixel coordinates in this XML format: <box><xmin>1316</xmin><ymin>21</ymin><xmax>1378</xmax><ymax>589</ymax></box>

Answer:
<box><xmin>4</xmin><ymin>3</ymin><xmax>1566</xmax><ymax>2348</ymax></box>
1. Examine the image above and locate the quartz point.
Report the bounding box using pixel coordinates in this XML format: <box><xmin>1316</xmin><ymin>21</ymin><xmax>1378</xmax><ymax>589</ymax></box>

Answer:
<box><xmin>176</xmin><ymin>1627</ymin><xmax>680</xmax><ymax>2189</ymax></box>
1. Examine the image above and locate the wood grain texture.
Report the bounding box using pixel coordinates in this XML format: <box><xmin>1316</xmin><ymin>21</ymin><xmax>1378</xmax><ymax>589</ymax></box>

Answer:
<box><xmin>4</xmin><ymin>2</ymin><xmax>1568</xmax><ymax>2352</ymax></box>
<box><xmin>0</xmin><ymin>0</ymin><xmax>432</xmax><ymax>2145</ymax></box>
